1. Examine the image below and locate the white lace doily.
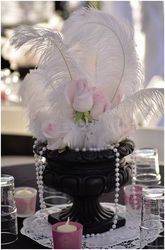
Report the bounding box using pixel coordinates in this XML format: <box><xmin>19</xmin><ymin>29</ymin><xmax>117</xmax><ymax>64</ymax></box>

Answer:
<box><xmin>21</xmin><ymin>203</ymin><xmax>162</xmax><ymax>249</ymax></box>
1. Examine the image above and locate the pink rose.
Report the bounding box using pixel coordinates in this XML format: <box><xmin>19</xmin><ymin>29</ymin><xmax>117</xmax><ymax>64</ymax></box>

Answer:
<box><xmin>65</xmin><ymin>79</ymin><xmax>93</xmax><ymax>112</ymax></box>
<box><xmin>41</xmin><ymin>121</ymin><xmax>57</xmax><ymax>138</ymax></box>
<box><xmin>91</xmin><ymin>89</ymin><xmax>110</xmax><ymax>118</ymax></box>
<box><xmin>41</xmin><ymin>121</ymin><xmax>66</xmax><ymax>149</ymax></box>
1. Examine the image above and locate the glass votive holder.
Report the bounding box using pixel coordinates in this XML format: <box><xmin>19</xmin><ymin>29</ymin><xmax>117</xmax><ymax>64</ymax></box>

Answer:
<box><xmin>43</xmin><ymin>186</ymin><xmax>71</xmax><ymax>207</ymax></box>
<box><xmin>14</xmin><ymin>187</ymin><xmax>37</xmax><ymax>217</ymax></box>
<box><xmin>124</xmin><ymin>184</ymin><xmax>145</xmax><ymax>215</ymax></box>
<box><xmin>1</xmin><ymin>175</ymin><xmax>18</xmax><ymax>245</ymax></box>
<box><xmin>141</xmin><ymin>186</ymin><xmax>164</xmax><ymax>223</ymax></box>
<box><xmin>140</xmin><ymin>186</ymin><xmax>164</xmax><ymax>249</ymax></box>
<box><xmin>133</xmin><ymin>148</ymin><xmax>161</xmax><ymax>186</ymax></box>
<box><xmin>140</xmin><ymin>219</ymin><xmax>164</xmax><ymax>249</ymax></box>
<box><xmin>52</xmin><ymin>221</ymin><xmax>83</xmax><ymax>249</ymax></box>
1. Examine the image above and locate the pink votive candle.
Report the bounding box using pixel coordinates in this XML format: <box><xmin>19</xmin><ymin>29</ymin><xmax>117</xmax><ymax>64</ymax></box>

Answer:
<box><xmin>15</xmin><ymin>187</ymin><xmax>37</xmax><ymax>217</ymax></box>
<box><xmin>124</xmin><ymin>184</ymin><xmax>145</xmax><ymax>215</ymax></box>
<box><xmin>52</xmin><ymin>220</ymin><xmax>83</xmax><ymax>249</ymax></box>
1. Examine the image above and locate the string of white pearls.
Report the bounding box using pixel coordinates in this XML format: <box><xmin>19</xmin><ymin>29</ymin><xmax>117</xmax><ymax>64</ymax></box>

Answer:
<box><xmin>83</xmin><ymin>143</ymin><xmax>121</xmax><ymax>238</ymax></box>
<box><xmin>33</xmin><ymin>140</ymin><xmax>121</xmax><ymax>236</ymax></box>
<box><xmin>75</xmin><ymin>146</ymin><xmax>115</xmax><ymax>152</ymax></box>
<box><xmin>130</xmin><ymin>154</ymin><xmax>138</xmax><ymax>209</ymax></box>
<box><xmin>33</xmin><ymin>139</ymin><xmax>47</xmax><ymax>209</ymax></box>
<box><xmin>110</xmin><ymin>144</ymin><xmax>120</xmax><ymax>231</ymax></box>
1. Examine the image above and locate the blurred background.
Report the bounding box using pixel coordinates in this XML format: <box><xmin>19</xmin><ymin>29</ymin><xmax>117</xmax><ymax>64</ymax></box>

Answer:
<box><xmin>1</xmin><ymin>1</ymin><xmax>164</xmax><ymax>165</ymax></box>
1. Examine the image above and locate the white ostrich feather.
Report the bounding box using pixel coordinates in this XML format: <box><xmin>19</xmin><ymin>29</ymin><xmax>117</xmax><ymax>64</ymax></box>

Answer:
<box><xmin>10</xmin><ymin>25</ymin><xmax>84</xmax><ymax>87</ymax></box>
<box><xmin>19</xmin><ymin>69</ymin><xmax>54</xmax><ymax>140</ymax></box>
<box><xmin>62</xmin><ymin>8</ymin><xmax>143</xmax><ymax>104</ymax></box>
<box><xmin>101</xmin><ymin>88</ymin><xmax>164</xmax><ymax>132</ymax></box>
<box><xmin>67</xmin><ymin>43</ymin><xmax>98</xmax><ymax>85</ymax></box>
<box><xmin>10</xmin><ymin>25</ymin><xmax>84</xmax><ymax>140</ymax></box>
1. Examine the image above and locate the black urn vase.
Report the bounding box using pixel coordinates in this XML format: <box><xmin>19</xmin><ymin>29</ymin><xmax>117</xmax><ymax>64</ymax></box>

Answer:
<box><xmin>37</xmin><ymin>139</ymin><xmax>134</xmax><ymax>234</ymax></box>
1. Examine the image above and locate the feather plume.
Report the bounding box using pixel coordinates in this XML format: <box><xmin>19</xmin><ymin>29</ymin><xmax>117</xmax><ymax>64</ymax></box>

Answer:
<box><xmin>62</xmin><ymin>8</ymin><xmax>143</xmax><ymax>104</ymax></box>
<box><xmin>102</xmin><ymin>88</ymin><xmax>164</xmax><ymax>130</ymax></box>
<box><xmin>10</xmin><ymin>25</ymin><xmax>85</xmax><ymax>139</ymax></box>
<box><xmin>67</xmin><ymin>43</ymin><xmax>98</xmax><ymax>85</ymax></box>
<box><xmin>10</xmin><ymin>25</ymin><xmax>84</xmax><ymax>87</ymax></box>
<box><xmin>19</xmin><ymin>68</ymin><xmax>54</xmax><ymax>140</ymax></box>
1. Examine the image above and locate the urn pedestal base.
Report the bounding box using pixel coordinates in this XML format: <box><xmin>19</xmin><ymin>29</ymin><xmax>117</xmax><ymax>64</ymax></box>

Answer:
<box><xmin>48</xmin><ymin>196</ymin><xmax>126</xmax><ymax>234</ymax></box>
<box><xmin>38</xmin><ymin>139</ymin><xmax>134</xmax><ymax>235</ymax></box>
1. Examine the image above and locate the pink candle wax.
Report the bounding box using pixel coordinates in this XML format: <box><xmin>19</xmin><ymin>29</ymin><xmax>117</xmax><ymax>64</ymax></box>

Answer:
<box><xmin>124</xmin><ymin>184</ymin><xmax>145</xmax><ymax>214</ymax></box>
<box><xmin>52</xmin><ymin>221</ymin><xmax>83</xmax><ymax>249</ymax></box>
<box><xmin>15</xmin><ymin>187</ymin><xmax>37</xmax><ymax>217</ymax></box>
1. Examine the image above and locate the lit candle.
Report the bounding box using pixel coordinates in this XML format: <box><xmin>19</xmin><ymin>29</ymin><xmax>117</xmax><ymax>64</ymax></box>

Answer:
<box><xmin>15</xmin><ymin>187</ymin><xmax>37</xmax><ymax>217</ymax></box>
<box><xmin>56</xmin><ymin>218</ymin><xmax>77</xmax><ymax>233</ymax></box>
<box><xmin>52</xmin><ymin>219</ymin><xmax>83</xmax><ymax>249</ymax></box>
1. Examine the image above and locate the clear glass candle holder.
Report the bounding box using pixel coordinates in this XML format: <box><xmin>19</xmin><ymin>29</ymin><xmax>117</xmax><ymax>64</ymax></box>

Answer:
<box><xmin>43</xmin><ymin>186</ymin><xmax>71</xmax><ymax>207</ymax></box>
<box><xmin>1</xmin><ymin>175</ymin><xmax>18</xmax><ymax>245</ymax></box>
<box><xmin>133</xmin><ymin>148</ymin><xmax>161</xmax><ymax>186</ymax></box>
<box><xmin>140</xmin><ymin>186</ymin><xmax>164</xmax><ymax>249</ymax></box>
<box><xmin>140</xmin><ymin>219</ymin><xmax>164</xmax><ymax>249</ymax></box>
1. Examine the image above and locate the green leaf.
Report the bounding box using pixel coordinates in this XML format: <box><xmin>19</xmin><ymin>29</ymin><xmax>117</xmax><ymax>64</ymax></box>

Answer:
<box><xmin>74</xmin><ymin>111</ymin><xmax>93</xmax><ymax>124</ymax></box>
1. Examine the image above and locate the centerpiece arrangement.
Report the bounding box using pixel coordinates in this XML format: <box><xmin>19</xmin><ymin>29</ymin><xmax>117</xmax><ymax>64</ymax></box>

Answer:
<box><xmin>11</xmin><ymin>8</ymin><xmax>163</xmax><ymax>235</ymax></box>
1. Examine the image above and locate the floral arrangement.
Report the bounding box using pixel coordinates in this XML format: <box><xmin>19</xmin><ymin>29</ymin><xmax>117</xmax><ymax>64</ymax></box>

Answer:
<box><xmin>11</xmin><ymin>8</ymin><xmax>163</xmax><ymax>151</ymax></box>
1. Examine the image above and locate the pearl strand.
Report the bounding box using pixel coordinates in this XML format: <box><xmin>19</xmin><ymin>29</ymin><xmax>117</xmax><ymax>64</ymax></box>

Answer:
<box><xmin>33</xmin><ymin>141</ymin><xmax>121</xmax><ymax>236</ymax></box>
<box><xmin>131</xmin><ymin>154</ymin><xmax>138</xmax><ymax>210</ymax></box>
<box><xmin>84</xmin><ymin>143</ymin><xmax>120</xmax><ymax>238</ymax></box>
<box><xmin>75</xmin><ymin>145</ymin><xmax>116</xmax><ymax>152</ymax></box>
<box><xmin>111</xmin><ymin>144</ymin><xmax>120</xmax><ymax>231</ymax></box>
<box><xmin>33</xmin><ymin>139</ymin><xmax>47</xmax><ymax>209</ymax></box>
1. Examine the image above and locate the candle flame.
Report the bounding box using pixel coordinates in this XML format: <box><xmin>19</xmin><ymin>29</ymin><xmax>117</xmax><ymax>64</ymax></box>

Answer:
<box><xmin>66</xmin><ymin>217</ymin><xmax>70</xmax><ymax>225</ymax></box>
